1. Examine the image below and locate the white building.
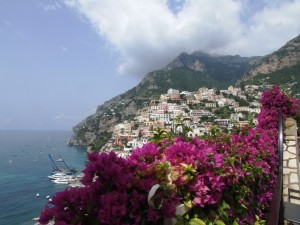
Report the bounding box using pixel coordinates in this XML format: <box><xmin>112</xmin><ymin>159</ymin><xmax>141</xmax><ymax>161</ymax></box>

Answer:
<box><xmin>167</xmin><ymin>89</ymin><xmax>180</xmax><ymax>100</ymax></box>
<box><xmin>167</xmin><ymin>88</ymin><xmax>180</xmax><ymax>95</ymax></box>
<box><xmin>190</xmin><ymin>110</ymin><xmax>213</xmax><ymax>117</ymax></box>
<box><xmin>234</xmin><ymin>107</ymin><xmax>251</xmax><ymax>113</ymax></box>
<box><xmin>217</xmin><ymin>100</ymin><xmax>226</xmax><ymax>107</ymax></box>
<box><xmin>187</xmin><ymin>127</ymin><xmax>208</xmax><ymax>138</ymax></box>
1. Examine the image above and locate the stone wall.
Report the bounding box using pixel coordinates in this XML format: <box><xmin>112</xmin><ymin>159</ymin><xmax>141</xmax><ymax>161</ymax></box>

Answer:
<box><xmin>283</xmin><ymin>118</ymin><xmax>300</xmax><ymax>203</ymax></box>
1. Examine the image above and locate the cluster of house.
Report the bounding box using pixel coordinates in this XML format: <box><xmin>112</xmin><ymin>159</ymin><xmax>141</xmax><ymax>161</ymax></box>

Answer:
<box><xmin>102</xmin><ymin>85</ymin><xmax>271</xmax><ymax>156</ymax></box>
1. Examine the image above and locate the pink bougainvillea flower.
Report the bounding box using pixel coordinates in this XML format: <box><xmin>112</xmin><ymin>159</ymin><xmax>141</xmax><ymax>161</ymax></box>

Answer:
<box><xmin>38</xmin><ymin>85</ymin><xmax>299</xmax><ymax>225</ymax></box>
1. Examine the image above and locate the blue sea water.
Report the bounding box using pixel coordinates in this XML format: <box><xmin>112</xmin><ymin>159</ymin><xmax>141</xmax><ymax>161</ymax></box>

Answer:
<box><xmin>0</xmin><ymin>130</ymin><xmax>87</xmax><ymax>225</ymax></box>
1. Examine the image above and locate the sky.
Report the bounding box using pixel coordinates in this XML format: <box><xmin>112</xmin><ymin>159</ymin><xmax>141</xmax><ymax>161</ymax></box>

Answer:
<box><xmin>0</xmin><ymin>0</ymin><xmax>300</xmax><ymax>131</ymax></box>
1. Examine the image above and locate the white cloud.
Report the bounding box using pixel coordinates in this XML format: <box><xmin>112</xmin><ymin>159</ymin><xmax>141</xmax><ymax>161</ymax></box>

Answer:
<box><xmin>64</xmin><ymin>0</ymin><xmax>300</xmax><ymax>76</ymax></box>
<box><xmin>226</xmin><ymin>0</ymin><xmax>300</xmax><ymax>56</ymax></box>
<box><xmin>42</xmin><ymin>2</ymin><xmax>62</xmax><ymax>11</ymax></box>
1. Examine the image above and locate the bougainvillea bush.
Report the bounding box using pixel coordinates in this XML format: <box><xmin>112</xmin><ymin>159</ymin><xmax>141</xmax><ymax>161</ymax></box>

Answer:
<box><xmin>38</xmin><ymin>86</ymin><xmax>299</xmax><ymax>225</ymax></box>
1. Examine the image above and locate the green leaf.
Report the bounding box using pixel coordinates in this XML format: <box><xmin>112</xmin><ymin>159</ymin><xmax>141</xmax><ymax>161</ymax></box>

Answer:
<box><xmin>184</xmin><ymin>199</ymin><xmax>193</xmax><ymax>208</ymax></box>
<box><xmin>189</xmin><ymin>218</ymin><xmax>206</xmax><ymax>225</ymax></box>
<box><xmin>241</xmin><ymin>203</ymin><xmax>248</xmax><ymax>209</ymax></box>
<box><xmin>232</xmin><ymin>220</ymin><xmax>239</xmax><ymax>225</ymax></box>
<box><xmin>215</xmin><ymin>220</ymin><xmax>225</xmax><ymax>225</ymax></box>
<box><xmin>219</xmin><ymin>211</ymin><xmax>228</xmax><ymax>220</ymax></box>
<box><xmin>220</xmin><ymin>200</ymin><xmax>230</xmax><ymax>210</ymax></box>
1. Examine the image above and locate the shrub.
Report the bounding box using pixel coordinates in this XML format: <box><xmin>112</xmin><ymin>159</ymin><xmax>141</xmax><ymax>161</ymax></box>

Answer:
<box><xmin>39</xmin><ymin>86</ymin><xmax>299</xmax><ymax>225</ymax></box>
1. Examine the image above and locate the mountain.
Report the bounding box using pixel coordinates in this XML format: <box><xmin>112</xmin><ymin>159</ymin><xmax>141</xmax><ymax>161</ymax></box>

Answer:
<box><xmin>164</xmin><ymin>51</ymin><xmax>261</xmax><ymax>88</ymax></box>
<box><xmin>68</xmin><ymin>35</ymin><xmax>300</xmax><ymax>146</ymax></box>
<box><xmin>238</xmin><ymin>34</ymin><xmax>300</xmax><ymax>97</ymax></box>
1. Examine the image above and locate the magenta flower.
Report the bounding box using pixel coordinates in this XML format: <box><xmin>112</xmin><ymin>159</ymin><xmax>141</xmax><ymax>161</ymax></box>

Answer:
<box><xmin>38</xmin><ymin>85</ymin><xmax>299</xmax><ymax>225</ymax></box>
<box><xmin>147</xmin><ymin>208</ymin><xmax>161</xmax><ymax>222</ymax></box>
<box><xmin>165</xmin><ymin>141</ymin><xmax>197</xmax><ymax>165</ymax></box>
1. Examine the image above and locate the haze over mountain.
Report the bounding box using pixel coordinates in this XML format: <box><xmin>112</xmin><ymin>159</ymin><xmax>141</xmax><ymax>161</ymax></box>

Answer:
<box><xmin>69</xmin><ymin>34</ymin><xmax>300</xmax><ymax>146</ymax></box>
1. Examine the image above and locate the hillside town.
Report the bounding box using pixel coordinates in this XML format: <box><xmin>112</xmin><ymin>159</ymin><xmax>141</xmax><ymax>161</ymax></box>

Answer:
<box><xmin>99</xmin><ymin>84</ymin><xmax>275</xmax><ymax>156</ymax></box>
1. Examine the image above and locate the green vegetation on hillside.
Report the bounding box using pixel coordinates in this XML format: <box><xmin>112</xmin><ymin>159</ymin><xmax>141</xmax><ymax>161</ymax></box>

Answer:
<box><xmin>93</xmin><ymin>131</ymin><xmax>112</xmax><ymax>149</ymax></box>
<box><xmin>243</xmin><ymin>64</ymin><xmax>300</xmax><ymax>97</ymax></box>
<box><xmin>214</xmin><ymin>106</ymin><xmax>235</xmax><ymax>119</ymax></box>
<box><xmin>71</xmin><ymin>34</ymin><xmax>300</xmax><ymax>147</ymax></box>
<box><xmin>158</xmin><ymin>68</ymin><xmax>224</xmax><ymax>90</ymax></box>
<box><xmin>122</xmin><ymin>68</ymin><xmax>223</xmax><ymax>101</ymax></box>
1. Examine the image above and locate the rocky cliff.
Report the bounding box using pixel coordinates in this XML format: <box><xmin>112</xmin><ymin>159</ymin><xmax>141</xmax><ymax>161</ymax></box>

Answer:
<box><xmin>69</xmin><ymin>34</ymin><xmax>300</xmax><ymax>147</ymax></box>
<box><xmin>240</xmin><ymin>34</ymin><xmax>300</xmax><ymax>82</ymax></box>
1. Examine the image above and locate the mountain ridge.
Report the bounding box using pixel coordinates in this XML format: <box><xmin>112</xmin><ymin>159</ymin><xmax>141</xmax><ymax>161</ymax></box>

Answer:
<box><xmin>69</xmin><ymin>34</ymin><xmax>300</xmax><ymax>146</ymax></box>
<box><xmin>239</xmin><ymin>34</ymin><xmax>300</xmax><ymax>83</ymax></box>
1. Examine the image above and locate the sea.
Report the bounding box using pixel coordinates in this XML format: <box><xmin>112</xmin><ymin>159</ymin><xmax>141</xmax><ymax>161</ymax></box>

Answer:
<box><xmin>0</xmin><ymin>130</ymin><xmax>87</xmax><ymax>225</ymax></box>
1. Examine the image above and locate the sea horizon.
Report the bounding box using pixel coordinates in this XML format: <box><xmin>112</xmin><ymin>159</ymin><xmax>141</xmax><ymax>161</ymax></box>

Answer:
<box><xmin>0</xmin><ymin>130</ymin><xmax>87</xmax><ymax>225</ymax></box>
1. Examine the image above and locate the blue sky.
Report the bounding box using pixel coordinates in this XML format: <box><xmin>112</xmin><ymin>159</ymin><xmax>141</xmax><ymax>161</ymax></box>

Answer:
<box><xmin>0</xmin><ymin>0</ymin><xmax>300</xmax><ymax>130</ymax></box>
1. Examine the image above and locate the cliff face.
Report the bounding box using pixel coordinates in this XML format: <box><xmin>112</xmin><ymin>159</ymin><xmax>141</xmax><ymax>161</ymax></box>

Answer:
<box><xmin>240</xmin><ymin>35</ymin><xmax>300</xmax><ymax>82</ymax></box>
<box><xmin>69</xmin><ymin>34</ymin><xmax>300</xmax><ymax>146</ymax></box>
<box><xmin>69</xmin><ymin>94</ymin><xmax>144</xmax><ymax>146</ymax></box>
<box><xmin>164</xmin><ymin>51</ymin><xmax>260</xmax><ymax>85</ymax></box>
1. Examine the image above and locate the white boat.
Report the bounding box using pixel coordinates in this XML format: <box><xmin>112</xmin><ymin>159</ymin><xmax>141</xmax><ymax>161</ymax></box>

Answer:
<box><xmin>48</xmin><ymin>172</ymin><xmax>65</xmax><ymax>179</ymax></box>
<box><xmin>52</xmin><ymin>179</ymin><xmax>69</xmax><ymax>184</ymax></box>
<box><xmin>61</xmin><ymin>177</ymin><xmax>76</xmax><ymax>182</ymax></box>
<box><xmin>75</xmin><ymin>173</ymin><xmax>84</xmax><ymax>179</ymax></box>
<box><xmin>48</xmin><ymin>173</ymin><xmax>75</xmax><ymax>180</ymax></box>
<box><xmin>48</xmin><ymin>154</ymin><xmax>77</xmax><ymax>175</ymax></box>
<box><xmin>51</xmin><ymin>176</ymin><xmax>77</xmax><ymax>184</ymax></box>
<box><xmin>33</xmin><ymin>218</ymin><xmax>54</xmax><ymax>225</ymax></box>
